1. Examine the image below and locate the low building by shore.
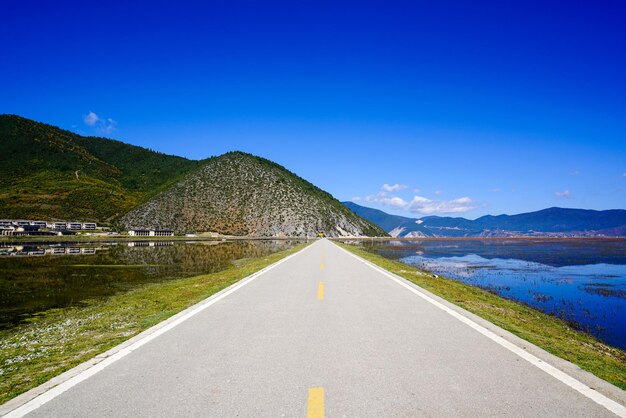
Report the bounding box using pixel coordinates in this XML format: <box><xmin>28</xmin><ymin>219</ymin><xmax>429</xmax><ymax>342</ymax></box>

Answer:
<box><xmin>0</xmin><ymin>219</ymin><xmax>98</xmax><ymax>231</ymax></box>
<box><xmin>128</xmin><ymin>229</ymin><xmax>175</xmax><ymax>237</ymax></box>
<box><xmin>0</xmin><ymin>219</ymin><xmax>90</xmax><ymax>236</ymax></box>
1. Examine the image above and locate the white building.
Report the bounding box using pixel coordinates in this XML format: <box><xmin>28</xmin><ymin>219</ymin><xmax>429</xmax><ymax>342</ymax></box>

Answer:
<box><xmin>128</xmin><ymin>229</ymin><xmax>174</xmax><ymax>237</ymax></box>
<box><xmin>128</xmin><ymin>229</ymin><xmax>151</xmax><ymax>236</ymax></box>
<box><xmin>153</xmin><ymin>229</ymin><xmax>174</xmax><ymax>237</ymax></box>
<box><xmin>0</xmin><ymin>220</ymin><xmax>98</xmax><ymax>230</ymax></box>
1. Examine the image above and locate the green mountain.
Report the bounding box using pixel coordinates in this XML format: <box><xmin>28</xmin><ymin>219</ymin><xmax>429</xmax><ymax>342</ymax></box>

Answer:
<box><xmin>0</xmin><ymin>115</ymin><xmax>201</xmax><ymax>222</ymax></box>
<box><xmin>120</xmin><ymin>152</ymin><xmax>386</xmax><ymax>237</ymax></box>
<box><xmin>1</xmin><ymin>115</ymin><xmax>386</xmax><ymax>237</ymax></box>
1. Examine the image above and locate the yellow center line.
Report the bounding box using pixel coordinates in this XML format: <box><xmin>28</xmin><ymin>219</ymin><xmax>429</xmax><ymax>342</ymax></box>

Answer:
<box><xmin>317</xmin><ymin>282</ymin><xmax>324</xmax><ymax>300</ymax></box>
<box><xmin>320</xmin><ymin>263</ymin><xmax>325</xmax><ymax>270</ymax></box>
<box><xmin>307</xmin><ymin>387</ymin><xmax>324</xmax><ymax>418</ymax></box>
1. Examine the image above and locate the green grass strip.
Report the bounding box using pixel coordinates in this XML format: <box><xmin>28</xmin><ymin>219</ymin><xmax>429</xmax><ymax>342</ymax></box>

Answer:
<box><xmin>70</xmin><ymin>264</ymin><xmax>162</xmax><ymax>268</ymax></box>
<box><xmin>0</xmin><ymin>242</ymin><xmax>310</xmax><ymax>404</ymax></box>
<box><xmin>336</xmin><ymin>242</ymin><xmax>626</xmax><ymax>390</ymax></box>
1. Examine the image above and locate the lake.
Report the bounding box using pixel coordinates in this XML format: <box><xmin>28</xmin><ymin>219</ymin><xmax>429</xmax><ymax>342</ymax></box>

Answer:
<box><xmin>349</xmin><ymin>239</ymin><xmax>626</xmax><ymax>350</ymax></box>
<box><xmin>0</xmin><ymin>240</ymin><xmax>301</xmax><ymax>330</ymax></box>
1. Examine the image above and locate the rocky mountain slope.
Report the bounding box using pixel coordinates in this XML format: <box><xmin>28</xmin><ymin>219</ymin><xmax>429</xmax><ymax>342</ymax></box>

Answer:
<box><xmin>0</xmin><ymin>115</ymin><xmax>200</xmax><ymax>222</ymax></box>
<box><xmin>120</xmin><ymin>152</ymin><xmax>386</xmax><ymax>237</ymax></box>
<box><xmin>344</xmin><ymin>202</ymin><xmax>626</xmax><ymax>237</ymax></box>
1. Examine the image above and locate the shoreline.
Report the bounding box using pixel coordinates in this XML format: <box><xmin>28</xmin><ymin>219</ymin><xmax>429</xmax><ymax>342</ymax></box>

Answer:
<box><xmin>2</xmin><ymin>235</ymin><xmax>625</xmax><ymax>244</ymax></box>
<box><xmin>0</xmin><ymin>236</ymin><xmax>316</xmax><ymax>244</ymax></box>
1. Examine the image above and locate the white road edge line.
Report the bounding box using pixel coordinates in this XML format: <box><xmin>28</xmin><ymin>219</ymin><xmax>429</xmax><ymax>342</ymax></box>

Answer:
<box><xmin>333</xmin><ymin>242</ymin><xmax>626</xmax><ymax>418</ymax></box>
<box><xmin>3</xmin><ymin>241</ymin><xmax>316</xmax><ymax>418</ymax></box>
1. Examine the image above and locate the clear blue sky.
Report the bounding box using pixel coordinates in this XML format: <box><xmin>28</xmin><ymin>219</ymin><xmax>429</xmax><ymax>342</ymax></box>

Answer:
<box><xmin>2</xmin><ymin>1</ymin><xmax>624</xmax><ymax>218</ymax></box>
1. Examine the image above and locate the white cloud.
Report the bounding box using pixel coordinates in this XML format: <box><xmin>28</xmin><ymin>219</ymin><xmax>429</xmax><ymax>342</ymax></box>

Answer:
<box><xmin>410</xmin><ymin>196</ymin><xmax>431</xmax><ymax>204</ymax></box>
<box><xmin>102</xmin><ymin>118</ymin><xmax>117</xmax><ymax>134</ymax></box>
<box><xmin>623</xmin><ymin>172</ymin><xmax>626</xmax><ymax>177</ymax></box>
<box><xmin>569</xmin><ymin>170</ymin><xmax>580</xmax><ymax>176</ymax></box>
<box><xmin>382</xmin><ymin>183</ymin><xmax>408</xmax><ymax>192</ymax></box>
<box><xmin>555</xmin><ymin>190</ymin><xmax>571</xmax><ymax>198</ymax></box>
<box><xmin>83</xmin><ymin>111</ymin><xmax>117</xmax><ymax>135</ymax></box>
<box><xmin>386</xmin><ymin>197</ymin><xmax>409</xmax><ymax>208</ymax></box>
<box><xmin>408</xmin><ymin>195</ymin><xmax>477</xmax><ymax>214</ymax></box>
<box><xmin>489</xmin><ymin>188</ymin><xmax>502</xmax><ymax>193</ymax></box>
<box><xmin>83</xmin><ymin>111</ymin><xmax>100</xmax><ymax>126</ymax></box>
<box><xmin>351</xmin><ymin>196</ymin><xmax>361</xmax><ymax>202</ymax></box>
<box><xmin>360</xmin><ymin>184</ymin><xmax>479</xmax><ymax>215</ymax></box>
<box><xmin>365</xmin><ymin>194</ymin><xmax>409</xmax><ymax>209</ymax></box>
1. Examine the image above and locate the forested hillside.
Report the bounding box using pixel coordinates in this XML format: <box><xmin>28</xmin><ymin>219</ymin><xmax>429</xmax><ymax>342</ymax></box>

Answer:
<box><xmin>0</xmin><ymin>115</ymin><xmax>200</xmax><ymax>222</ymax></box>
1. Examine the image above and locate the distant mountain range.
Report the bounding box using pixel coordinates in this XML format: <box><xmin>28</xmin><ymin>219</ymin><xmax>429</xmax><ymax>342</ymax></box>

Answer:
<box><xmin>0</xmin><ymin>115</ymin><xmax>385</xmax><ymax>237</ymax></box>
<box><xmin>343</xmin><ymin>202</ymin><xmax>626</xmax><ymax>237</ymax></box>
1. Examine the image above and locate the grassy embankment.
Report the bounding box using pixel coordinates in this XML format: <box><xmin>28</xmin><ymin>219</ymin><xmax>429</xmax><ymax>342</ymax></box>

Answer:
<box><xmin>336</xmin><ymin>242</ymin><xmax>626</xmax><ymax>390</ymax></box>
<box><xmin>0</xmin><ymin>242</ymin><xmax>309</xmax><ymax>405</ymax></box>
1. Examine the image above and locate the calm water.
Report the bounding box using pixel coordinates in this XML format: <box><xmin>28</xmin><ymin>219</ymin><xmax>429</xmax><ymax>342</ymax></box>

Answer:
<box><xmin>352</xmin><ymin>239</ymin><xmax>626</xmax><ymax>349</ymax></box>
<box><xmin>0</xmin><ymin>240</ymin><xmax>300</xmax><ymax>330</ymax></box>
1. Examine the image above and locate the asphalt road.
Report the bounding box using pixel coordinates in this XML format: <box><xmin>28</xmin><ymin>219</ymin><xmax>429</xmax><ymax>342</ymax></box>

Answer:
<box><xmin>7</xmin><ymin>239</ymin><xmax>626</xmax><ymax>417</ymax></box>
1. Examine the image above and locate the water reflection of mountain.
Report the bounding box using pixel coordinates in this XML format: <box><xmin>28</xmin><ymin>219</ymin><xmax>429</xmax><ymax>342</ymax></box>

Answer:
<box><xmin>108</xmin><ymin>241</ymin><xmax>294</xmax><ymax>276</ymax></box>
<box><xmin>398</xmin><ymin>251</ymin><xmax>626</xmax><ymax>348</ymax></box>
<box><xmin>353</xmin><ymin>239</ymin><xmax>626</xmax><ymax>267</ymax></box>
<box><xmin>353</xmin><ymin>239</ymin><xmax>626</xmax><ymax>349</ymax></box>
<box><xmin>0</xmin><ymin>240</ymin><xmax>299</xmax><ymax>329</ymax></box>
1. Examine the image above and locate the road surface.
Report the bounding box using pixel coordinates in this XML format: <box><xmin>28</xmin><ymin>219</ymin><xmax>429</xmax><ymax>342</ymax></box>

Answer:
<box><xmin>4</xmin><ymin>239</ymin><xmax>625</xmax><ymax>417</ymax></box>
